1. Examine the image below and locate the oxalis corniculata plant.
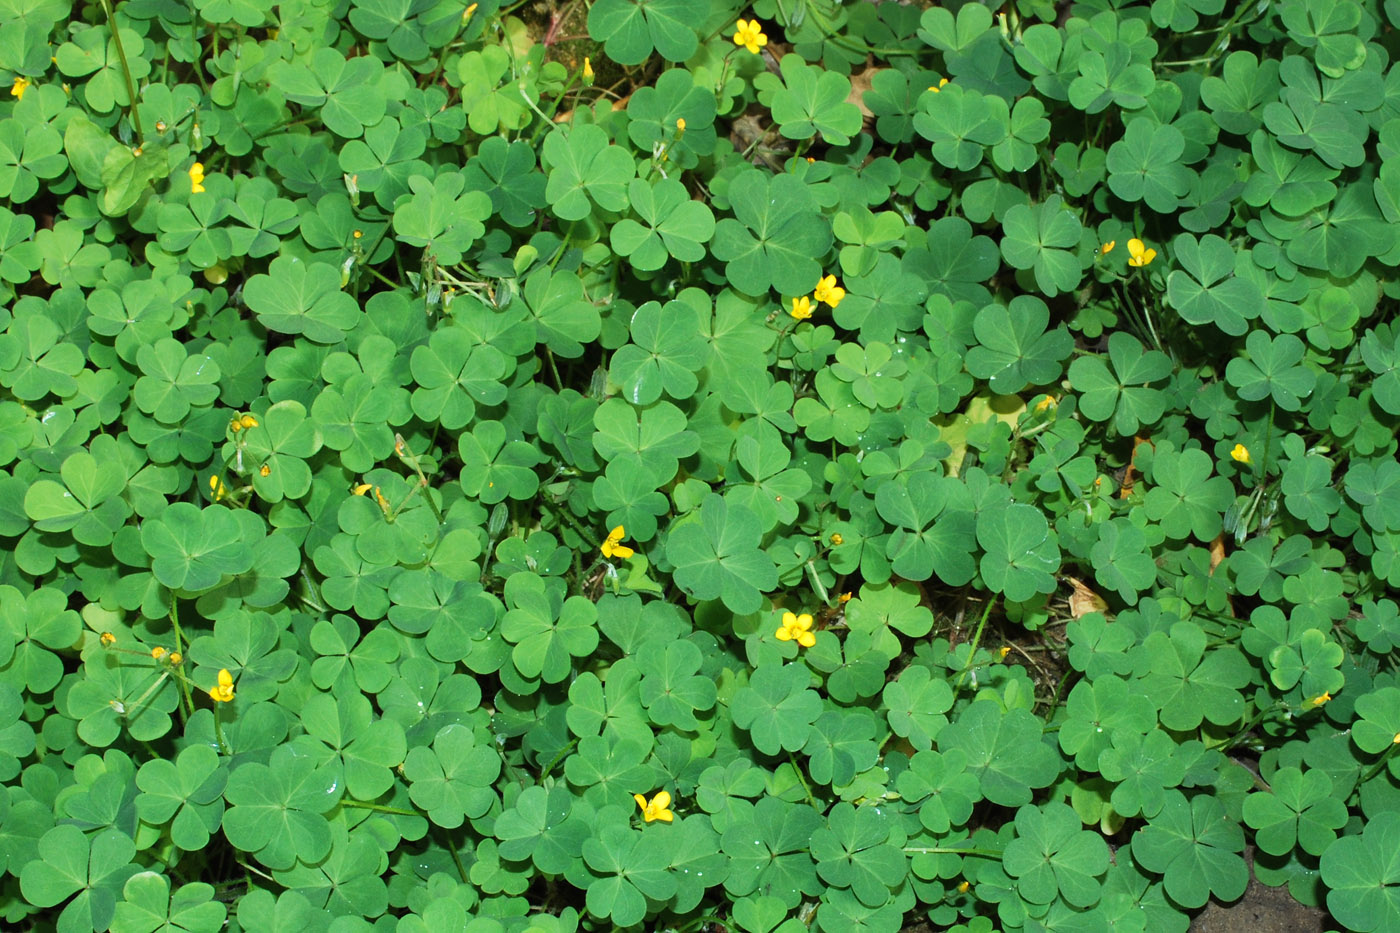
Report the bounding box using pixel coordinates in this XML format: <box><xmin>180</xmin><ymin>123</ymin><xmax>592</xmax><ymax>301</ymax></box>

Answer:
<box><xmin>1</xmin><ymin>0</ymin><xmax>1399</xmax><ymax>930</ymax></box>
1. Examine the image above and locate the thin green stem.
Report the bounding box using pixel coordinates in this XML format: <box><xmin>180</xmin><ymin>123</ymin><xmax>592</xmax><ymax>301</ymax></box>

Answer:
<box><xmin>340</xmin><ymin>800</ymin><xmax>421</xmax><ymax>816</ymax></box>
<box><xmin>953</xmin><ymin>596</ymin><xmax>997</xmax><ymax>691</ymax></box>
<box><xmin>444</xmin><ymin>830</ymin><xmax>468</xmax><ymax>884</ymax></box>
<box><xmin>213</xmin><ymin>703</ymin><xmax>231</xmax><ymax>756</ymax></box>
<box><xmin>98</xmin><ymin>0</ymin><xmax>145</xmax><ymax>144</ymax></box>
<box><xmin>677</xmin><ymin>916</ymin><xmax>734</xmax><ymax>933</ymax></box>
<box><xmin>1360</xmin><ymin>744</ymin><xmax>1400</xmax><ymax>785</ymax></box>
<box><xmin>393</xmin><ymin>434</ymin><xmax>445</xmax><ymax>525</ymax></box>
<box><xmin>788</xmin><ymin>751</ymin><xmax>821</xmax><ymax>811</ymax></box>
<box><xmin>168</xmin><ymin>598</ymin><xmax>194</xmax><ymax>720</ymax></box>
<box><xmin>804</xmin><ymin>560</ymin><xmax>830</xmax><ymax>605</ymax></box>
<box><xmin>540</xmin><ymin>737</ymin><xmax>579</xmax><ymax>779</ymax></box>
<box><xmin>1224</xmin><ymin>702</ymin><xmax>1280</xmax><ymax>750</ymax></box>
<box><xmin>902</xmin><ymin>846</ymin><xmax>1003</xmax><ymax>858</ymax></box>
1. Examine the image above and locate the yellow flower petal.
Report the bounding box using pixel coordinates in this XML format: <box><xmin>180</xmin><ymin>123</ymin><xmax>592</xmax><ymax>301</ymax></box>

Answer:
<box><xmin>1230</xmin><ymin>443</ymin><xmax>1251</xmax><ymax>465</ymax></box>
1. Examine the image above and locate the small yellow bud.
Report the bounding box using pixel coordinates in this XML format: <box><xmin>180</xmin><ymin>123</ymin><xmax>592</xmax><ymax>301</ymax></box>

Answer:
<box><xmin>829</xmin><ymin>532</ymin><xmax>843</xmax><ymax>546</ymax></box>
<box><xmin>100</xmin><ymin>632</ymin><xmax>117</xmax><ymax>647</ymax></box>
<box><xmin>10</xmin><ymin>77</ymin><xmax>29</xmax><ymax>100</ymax></box>
<box><xmin>1099</xmin><ymin>240</ymin><xmax>1116</xmax><ymax>255</ymax></box>
<box><xmin>259</xmin><ymin>464</ymin><xmax>271</xmax><ymax>477</ymax></box>
<box><xmin>353</xmin><ymin>229</ymin><xmax>363</xmax><ymax>239</ymax></box>
<box><xmin>582</xmin><ymin>57</ymin><xmax>595</xmax><ymax>86</ymax></box>
<box><xmin>239</xmin><ymin>414</ymin><xmax>258</xmax><ymax>429</ymax></box>
<box><xmin>463</xmin><ymin>2</ymin><xmax>478</xmax><ymax>19</ymax></box>
<box><xmin>168</xmin><ymin>652</ymin><xmax>182</xmax><ymax>665</ymax></box>
<box><xmin>1230</xmin><ymin>443</ymin><xmax>1251</xmax><ymax>465</ymax></box>
<box><xmin>155</xmin><ymin>120</ymin><xmax>167</xmax><ymax>132</ymax></box>
<box><xmin>152</xmin><ymin>646</ymin><xmax>167</xmax><ymax>660</ymax></box>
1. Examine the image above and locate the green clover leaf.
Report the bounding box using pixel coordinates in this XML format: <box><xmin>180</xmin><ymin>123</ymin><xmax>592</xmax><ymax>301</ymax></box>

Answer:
<box><xmin>1166</xmin><ymin>233</ymin><xmax>1267</xmax><ymax>336</ymax></box>
<box><xmin>404</xmin><ymin>723</ymin><xmax>501</xmax><ymax>829</ymax></box>
<box><xmin>610</xmin><ymin>177</ymin><xmax>716</xmax><ymax>272</ymax></box>
<box><xmin>244</xmin><ymin>256</ymin><xmax>360</xmax><ymax>344</ymax></box>
<box><xmin>1143</xmin><ymin>447</ymin><xmax>1235</xmax><ymax>541</ymax></box>
<box><xmin>757</xmin><ymin>54</ymin><xmax>863</xmax><ymax>146</ymax></box>
<box><xmin>586</xmin><ymin>0</ymin><xmax>704</xmax><ymax>65</ymax></box>
<box><xmin>135</xmin><ymin>746</ymin><xmax>228</xmax><ymax>852</ymax></box>
<box><xmin>1106</xmin><ymin>119</ymin><xmax>1192</xmax><ymax>212</ymax></box>
<box><xmin>711</xmin><ymin>170</ymin><xmax>832</xmax><ymax>297</ymax></box>
<box><xmin>392</xmin><ymin>171</ymin><xmax>491</xmax><ymax>265</ymax></box>
<box><xmin>221</xmin><ymin>744</ymin><xmax>341</xmax><ymax>870</ymax></box>
<box><xmin>1224</xmin><ymin>330</ymin><xmax>1316</xmax><ymax>411</ymax></box>
<box><xmin>1320</xmin><ymin>811</ymin><xmax>1400</xmax><ymax>932</ymax></box>
<box><xmin>1132</xmin><ymin>790</ymin><xmax>1247</xmax><ymax>909</ymax></box>
<box><xmin>19</xmin><ymin>825</ymin><xmax>139</xmax><ymax>933</ymax></box>
<box><xmin>999</xmin><ymin>195</ymin><xmax>1082</xmax><ymax>297</ymax></box>
<box><xmin>1242</xmin><ymin>767</ymin><xmax>1347</xmax><ymax>857</ymax></box>
<box><xmin>1004</xmin><ymin>801</ymin><xmax>1110</xmax><ymax>908</ymax></box>
<box><xmin>810</xmin><ymin>802</ymin><xmax>906</xmax><ymax>907</ymax></box>
<box><xmin>875</xmin><ymin>473</ymin><xmax>976</xmax><ymax>586</ymax></box>
<box><xmin>730</xmin><ymin>662</ymin><xmax>822</xmax><ymax>755</ymax></box>
<box><xmin>938</xmin><ymin>701</ymin><xmax>1060</xmax><ymax>807</ymax></box>
<box><xmin>542</xmin><ymin>123</ymin><xmax>634</xmax><ymax>221</ymax></box>
<box><xmin>976</xmin><ymin>502</ymin><xmax>1061</xmax><ymax>603</ymax></box>
<box><xmin>1068</xmin><ymin>332</ymin><xmax>1173</xmax><ymax>435</ymax></box>
<box><xmin>501</xmin><ymin>572</ymin><xmax>599</xmax><ymax>683</ymax></box>
<box><xmin>965</xmin><ymin>295</ymin><xmax>1073</xmax><ymax>393</ymax></box>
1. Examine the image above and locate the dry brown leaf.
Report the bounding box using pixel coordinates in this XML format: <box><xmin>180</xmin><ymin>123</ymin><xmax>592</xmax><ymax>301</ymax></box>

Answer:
<box><xmin>847</xmin><ymin>61</ymin><xmax>879</xmax><ymax>119</ymax></box>
<box><xmin>1066</xmin><ymin>577</ymin><xmax>1108</xmax><ymax>618</ymax></box>
<box><xmin>1209</xmin><ymin>532</ymin><xmax>1226</xmax><ymax>575</ymax></box>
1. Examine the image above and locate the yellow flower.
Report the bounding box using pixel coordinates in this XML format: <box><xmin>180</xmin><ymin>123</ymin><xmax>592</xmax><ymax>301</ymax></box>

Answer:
<box><xmin>259</xmin><ymin>463</ymin><xmax>271</xmax><ymax>477</ymax></box>
<box><xmin>152</xmin><ymin>646</ymin><xmax>167</xmax><ymax>660</ymax></box>
<box><xmin>1034</xmin><ymin>395</ymin><xmax>1057</xmax><ymax>413</ymax></box>
<box><xmin>189</xmin><ymin>162</ymin><xmax>206</xmax><ymax>194</ymax></box>
<box><xmin>208</xmin><ymin>669</ymin><xmax>236</xmax><ymax>703</ymax></box>
<box><xmin>999</xmin><ymin>645</ymin><xmax>1012</xmax><ymax>659</ymax></box>
<box><xmin>1127</xmin><ymin>238</ymin><xmax>1156</xmax><ymax>267</ymax></box>
<box><xmin>789</xmin><ymin>295</ymin><xmax>814</xmax><ymax>321</ymax></box>
<box><xmin>957</xmin><ymin>880</ymin><xmax>971</xmax><ymax>893</ymax></box>
<box><xmin>928</xmin><ymin>77</ymin><xmax>949</xmax><ymax>92</ymax></box>
<box><xmin>829</xmin><ymin>532</ymin><xmax>843</xmax><ymax>546</ymax></box>
<box><xmin>601</xmin><ymin>525</ymin><xmax>634</xmax><ymax>560</ymax></box>
<box><xmin>10</xmin><ymin>76</ymin><xmax>28</xmax><ymax>100</ymax></box>
<box><xmin>169</xmin><ymin>652</ymin><xmax>182</xmax><ymax>665</ymax></box>
<box><xmin>353</xmin><ymin>483</ymin><xmax>373</xmax><ymax>496</ymax></box>
<box><xmin>775</xmin><ymin>610</ymin><xmax>816</xmax><ymax>648</ymax></box>
<box><xmin>240</xmin><ymin>414</ymin><xmax>258</xmax><ymax>429</ymax></box>
<box><xmin>1309</xmin><ymin>692</ymin><xmax>1332</xmax><ymax>707</ymax></box>
<box><xmin>813</xmin><ymin>274</ymin><xmax>845</xmax><ymax>308</ymax></box>
<box><xmin>209</xmin><ymin>474</ymin><xmax>227</xmax><ymax>501</ymax></box>
<box><xmin>100</xmin><ymin>632</ymin><xmax>117</xmax><ymax>647</ymax></box>
<box><xmin>1230</xmin><ymin>443</ymin><xmax>1251</xmax><ymax>465</ymax></box>
<box><xmin>463</xmin><ymin>2</ymin><xmax>478</xmax><ymax>19</ymax></box>
<box><xmin>1099</xmin><ymin>239</ymin><xmax>1116</xmax><ymax>255</ymax></box>
<box><xmin>838</xmin><ymin>592</ymin><xmax>852</xmax><ymax>603</ymax></box>
<box><xmin>733</xmin><ymin>18</ymin><xmax>767</xmax><ymax>54</ymax></box>
<box><xmin>582</xmin><ymin>57</ymin><xmax>594</xmax><ymax>86</ymax></box>
<box><xmin>633</xmin><ymin>790</ymin><xmax>674</xmax><ymax>823</ymax></box>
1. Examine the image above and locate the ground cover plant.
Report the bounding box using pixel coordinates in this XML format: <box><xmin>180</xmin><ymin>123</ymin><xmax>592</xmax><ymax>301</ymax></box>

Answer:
<box><xmin>1</xmin><ymin>0</ymin><xmax>1400</xmax><ymax>930</ymax></box>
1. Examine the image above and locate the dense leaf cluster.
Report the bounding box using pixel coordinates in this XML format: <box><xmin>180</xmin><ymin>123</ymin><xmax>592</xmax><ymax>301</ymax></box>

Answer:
<box><xmin>2</xmin><ymin>0</ymin><xmax>1400</xmax><ymax>931</ymax></box>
